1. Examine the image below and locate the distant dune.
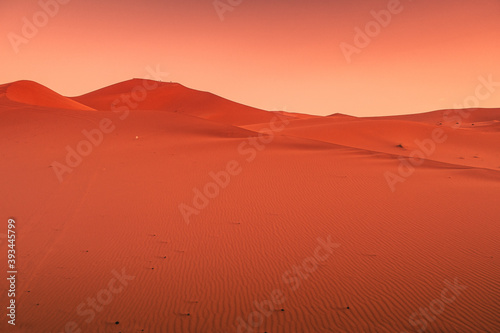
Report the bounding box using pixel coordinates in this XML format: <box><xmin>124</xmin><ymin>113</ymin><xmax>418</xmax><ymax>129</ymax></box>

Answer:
<box><xmin>0</xmin><ymin>80</ymin><xmax>96</xmax><ymax>111</ymax></box>
<box><xmin>366</xmin><ymin>108</ymin><xmax>500</xmax><ymax>125</ymax></box>
<box><xmin>1</xmin><ymin>79</ymin><xmax>499</xmax><ymax>333</ymax></box>
<box><xmin>244</xmin><ymin>116</ymin><xmax>500</xmax><ymax>170</ymax></box>
<box><xmin>71</xmin><ymin>78</ymin><xmax>295</xmax><ymax>126</ymax></box>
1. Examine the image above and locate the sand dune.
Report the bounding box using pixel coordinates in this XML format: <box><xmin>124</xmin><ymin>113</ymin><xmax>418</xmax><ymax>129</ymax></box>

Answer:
<box><xmin>1</xmin><ymin>80</ymin><xmax>499</xmax><ymax>333</ymax></box>
<box><xmin>71</xmin><ymin>79</ymin><xmax>295</xmax><ymax>126</ymax></box>
<box><xmin>273</xmin><ymin>110</ymin><xmax>321</xmax><ymax>120</ymax></box>
<box><xmin>0</xmin><ymin>81</ymin><xmax>95</xmax><ymax>111</ymax></box>
<box><xmin>368</xmin><ymin>108</ymin><xmax>500</xmax><ymax>127</ymax></box>
<box><xmin>244</xmin><ymin>115</ymin><xmax>500</xmax><ymax>170</ymax></box>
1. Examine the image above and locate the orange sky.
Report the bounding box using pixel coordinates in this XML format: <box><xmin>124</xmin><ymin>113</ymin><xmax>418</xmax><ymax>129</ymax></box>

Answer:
<box><xmin>1</xmin><ymin>0</ymin><xmax>499</xmax><ymax>116</ymax></box>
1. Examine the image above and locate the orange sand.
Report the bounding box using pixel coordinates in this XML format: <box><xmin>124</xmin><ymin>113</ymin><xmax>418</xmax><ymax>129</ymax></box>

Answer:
<box><xmin>1</xmin><ymin>80</ymin><xmax>499</xmax><ymax>333</ymax></box>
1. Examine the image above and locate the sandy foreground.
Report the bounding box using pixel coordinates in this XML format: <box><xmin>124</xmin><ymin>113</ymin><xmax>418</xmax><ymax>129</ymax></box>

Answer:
<box><xmin>1</xmin><ymin>80</ymin><xmax>499</xmax><ymax>333</ymax></box>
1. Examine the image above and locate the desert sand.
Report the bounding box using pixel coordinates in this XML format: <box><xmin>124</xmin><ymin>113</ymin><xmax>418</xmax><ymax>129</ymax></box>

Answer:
<box><xmin>1</xmin><ymin>79</ymin><xmax>499</xmax><ymax>333</ymax></box>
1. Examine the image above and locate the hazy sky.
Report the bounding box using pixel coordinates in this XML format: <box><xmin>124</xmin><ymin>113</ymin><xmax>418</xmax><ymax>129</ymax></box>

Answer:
<box><xmin>1</xmin><ymin>0</ymin><xmax>499</xmax><ymax>116</ymax></box>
